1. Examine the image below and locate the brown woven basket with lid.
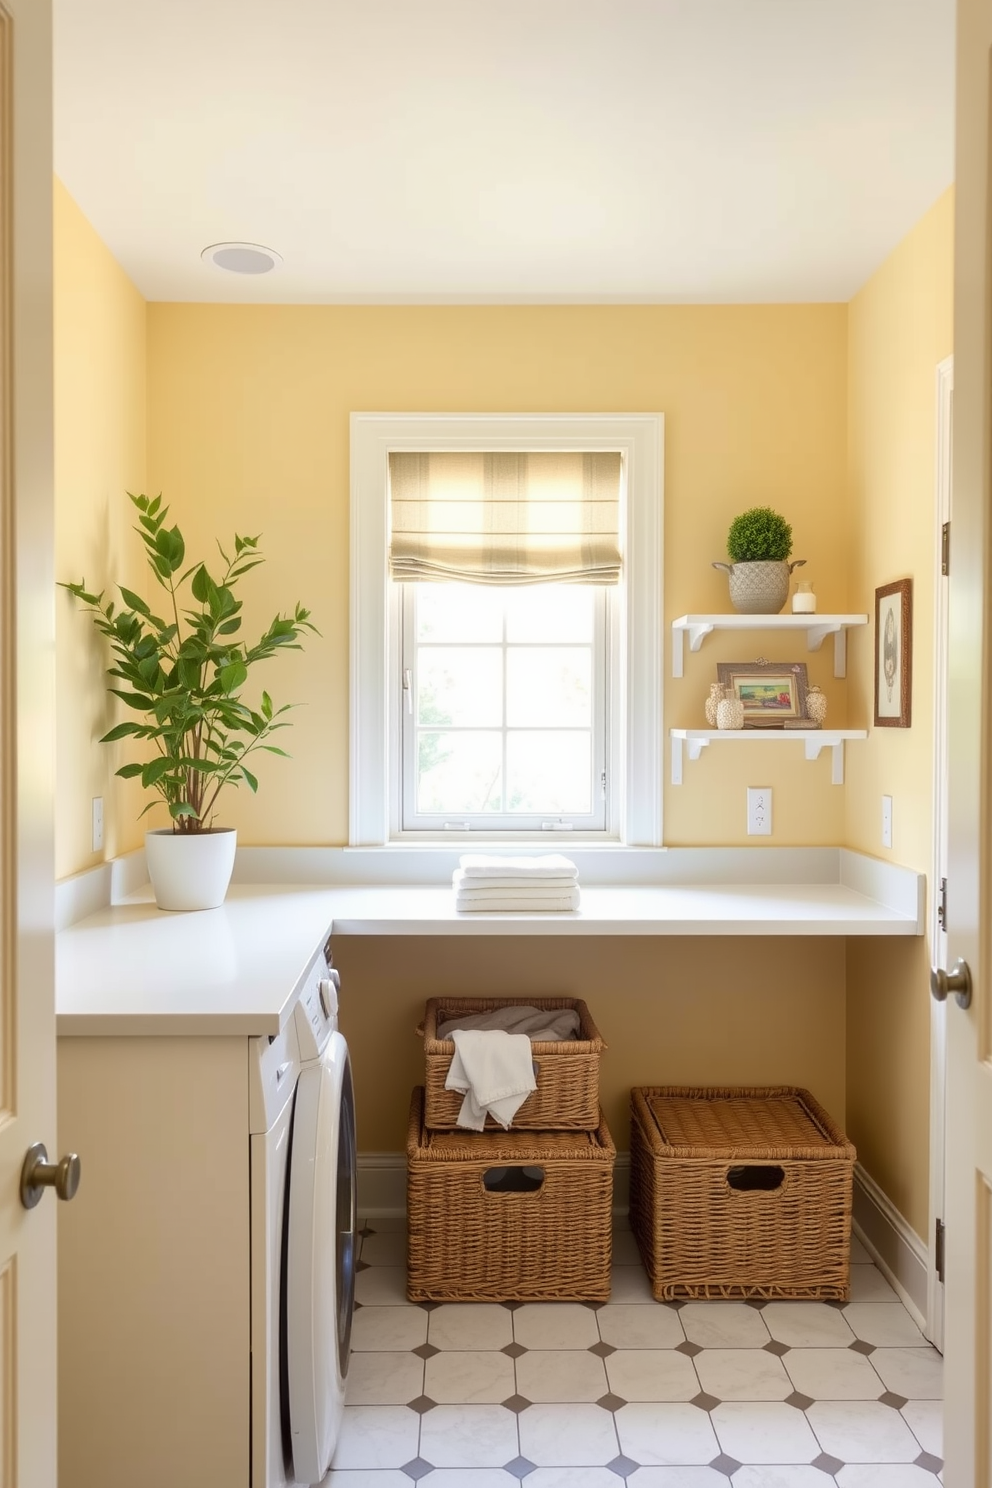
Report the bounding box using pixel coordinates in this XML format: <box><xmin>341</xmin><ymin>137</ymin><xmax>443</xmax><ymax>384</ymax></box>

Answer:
<box><xmin>419</xmin><ymin>995</ymin><xmax>605</xmax><ymax>1131</ymax></box>
<box><xmin>406</xmin><ymin>1086</ymin><xmax>615</xmax><ymax>1301</ymax></box>
<box><xmin>629</xmin><ymin>1085</ymin><xmax>856</xmax><ymax>1301</ymax></box>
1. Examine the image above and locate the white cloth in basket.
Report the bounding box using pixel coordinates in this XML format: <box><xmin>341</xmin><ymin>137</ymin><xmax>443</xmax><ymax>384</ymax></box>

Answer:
<box><xmin>444</xmin><ymin>1028</ymin><xmax>537</xmax><ymax>1131</ymax></box>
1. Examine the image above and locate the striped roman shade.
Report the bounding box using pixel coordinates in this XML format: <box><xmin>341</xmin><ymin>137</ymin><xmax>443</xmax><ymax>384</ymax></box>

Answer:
<box><xmin>388</xmin><ymin>450</ymin><xmax>622</xmax><ymax>585</ymax></box>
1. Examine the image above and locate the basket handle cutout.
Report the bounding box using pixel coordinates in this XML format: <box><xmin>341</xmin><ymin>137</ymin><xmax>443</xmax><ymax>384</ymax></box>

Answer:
<box><xmin>482</xmin><ymin>1165</ymin><xmax>545</xmax><ymax>1194</ymax></box>
<box><xmin>726</xmin><ymin>1164</ymin><xmax>785</xmax><ymax>1192</ymax></box>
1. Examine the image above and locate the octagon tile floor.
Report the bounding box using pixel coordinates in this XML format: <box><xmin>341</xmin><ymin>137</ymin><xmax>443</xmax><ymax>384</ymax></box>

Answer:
<box><xmin>329</xmin><ymin>1218</ymin><xmax>943</xmax><ymax>1487</ymax></box>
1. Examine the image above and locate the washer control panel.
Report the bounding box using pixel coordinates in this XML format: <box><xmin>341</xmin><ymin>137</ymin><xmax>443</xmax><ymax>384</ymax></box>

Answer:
<box><xmin>294</xmin><ymin>949</ymin><xmax>339</xmax><ymax>1060</ymax></box>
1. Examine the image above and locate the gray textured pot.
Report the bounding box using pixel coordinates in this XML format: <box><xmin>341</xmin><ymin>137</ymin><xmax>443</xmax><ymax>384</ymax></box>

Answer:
<box><xmin>712</xmin><ymin>558</ymin><xmax>806</xmax><ymax>614</ymax></box>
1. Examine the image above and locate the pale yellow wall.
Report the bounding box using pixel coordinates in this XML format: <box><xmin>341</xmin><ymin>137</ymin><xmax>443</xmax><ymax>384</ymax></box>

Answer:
<box><xmin>54</xmin><ymin>179</ymin><xmax>146</xmax><ymax>877</ymax></box>
<box><xmin>844</xmin><ymin>188</ymin><xmax>954</xmax><ymax>1237</ymax></box>
<box><xmin>146</xmin><ymin>302</ymin><xmax>849</xmax><ymax>849</ymax></box>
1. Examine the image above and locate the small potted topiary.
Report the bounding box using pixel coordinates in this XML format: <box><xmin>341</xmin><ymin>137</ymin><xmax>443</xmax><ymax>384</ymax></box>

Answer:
<box><xmin>712</xmin><ymin>506</ymin><xmax>806</xmax><ymax>614</ymax></box>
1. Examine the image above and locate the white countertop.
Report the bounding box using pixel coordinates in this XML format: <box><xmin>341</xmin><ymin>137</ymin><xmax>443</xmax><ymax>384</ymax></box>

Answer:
<box><xmin>56</xmin><ymin>871</ymin><xmax>924</xmax><ymax>1037</ymax></box>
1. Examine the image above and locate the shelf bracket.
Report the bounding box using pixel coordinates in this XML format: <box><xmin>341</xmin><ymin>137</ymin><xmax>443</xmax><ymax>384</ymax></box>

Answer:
<box><xmin>672</xmin><ymin>623</ymin><xmax>716</xmax><ymax>678</ymax></box>
<box><xmin>805</xmin><ymin>622</ymin><xmax>847</xmax><ymax>677</ymax></box>
<box><xmin>803</xmin><ymin>736</ymin><xmax>845</xmax><ymax>783</ymax></box>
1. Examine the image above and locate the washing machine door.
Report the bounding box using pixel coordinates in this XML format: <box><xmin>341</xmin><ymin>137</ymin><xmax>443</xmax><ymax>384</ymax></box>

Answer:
<box><xmin>286</xmin><ymin>1031</ymin><xmax>357</xmax><ymax>1485</ymax></box>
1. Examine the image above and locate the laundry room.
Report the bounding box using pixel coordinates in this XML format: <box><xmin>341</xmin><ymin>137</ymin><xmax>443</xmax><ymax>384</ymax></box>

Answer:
<box><xmin>40</xmin><ymin>2</ymin><xmax>966</xmax><ymax>1484</ymax></box>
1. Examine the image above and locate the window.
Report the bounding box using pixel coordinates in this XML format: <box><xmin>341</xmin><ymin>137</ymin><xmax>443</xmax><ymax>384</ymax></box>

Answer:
<box><xmin>400</xmin><ymin>581</ymin><xmax>612</xmax><ymax>833</ymax></box>
<box><xmin>350</xmin><ymin>414</ymin><xmax>664</xmax><ymax>847</ymax></box>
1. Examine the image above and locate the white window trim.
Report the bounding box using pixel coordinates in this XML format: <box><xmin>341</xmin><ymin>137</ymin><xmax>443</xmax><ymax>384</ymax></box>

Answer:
<box><xmin>349</xmin><ymin>413</ymin><xmax>664</xmax><ymax>847</ymax></box>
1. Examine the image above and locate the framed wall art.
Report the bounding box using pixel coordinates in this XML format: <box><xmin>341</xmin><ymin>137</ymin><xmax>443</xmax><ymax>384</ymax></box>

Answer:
<box><xmin>716</xmin><ymin>660</ymin><xmax>809</xmax><ymax>726</ymax></box>
<box><xmin>874</xmin><ymin>578</ymin><xmax>912</xmax><ymax>728</ymax></box>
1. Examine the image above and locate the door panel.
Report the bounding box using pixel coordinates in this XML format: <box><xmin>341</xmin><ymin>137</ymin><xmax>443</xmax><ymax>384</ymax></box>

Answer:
<box><xmin>943</xmin><ymin>0</ymin><xmax>992</xmax><ymax>1480</ymax></box>
<box><xmin>0</xmin><ymin>1</ymin><xmax>56</xmax><ymax>1483</ymax></box>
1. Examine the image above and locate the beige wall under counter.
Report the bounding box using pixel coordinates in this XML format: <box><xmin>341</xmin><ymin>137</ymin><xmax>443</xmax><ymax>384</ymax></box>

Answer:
<box><xmin>332</xmin><ymin>935</ymin><xmax>846</xmax><ymax>1153</ymax></box>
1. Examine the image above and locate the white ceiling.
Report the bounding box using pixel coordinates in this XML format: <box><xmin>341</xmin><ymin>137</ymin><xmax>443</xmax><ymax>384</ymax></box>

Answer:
<box><xmin>53</xmin><ymin>0</ymin><xmax>956</xmax><ymax>305</ymax></box>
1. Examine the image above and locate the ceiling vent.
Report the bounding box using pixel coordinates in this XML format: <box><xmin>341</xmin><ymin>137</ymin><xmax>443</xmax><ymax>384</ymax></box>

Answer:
<box><xmin>201</xmin><ymin>242</ymin><xmax>282</xmax><ymax>275</ymax></box>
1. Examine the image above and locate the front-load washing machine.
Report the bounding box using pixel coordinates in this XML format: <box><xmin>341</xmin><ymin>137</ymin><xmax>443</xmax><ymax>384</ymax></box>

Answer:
<box><xmin>249</xmin><ymin>941</ymin><xmax>357</xmax><ymax>1486</ymax></box>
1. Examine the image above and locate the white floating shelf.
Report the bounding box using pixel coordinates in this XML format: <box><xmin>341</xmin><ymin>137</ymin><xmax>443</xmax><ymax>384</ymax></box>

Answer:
<box><xmin>670</xmin><ymin>728</ymin><xmax>868</xmax><ymax>786</ymax></box>
<box><xmin>671</xmin><ymin>614</ymin><xmax>869</xmax><ymax>679</ymax></box>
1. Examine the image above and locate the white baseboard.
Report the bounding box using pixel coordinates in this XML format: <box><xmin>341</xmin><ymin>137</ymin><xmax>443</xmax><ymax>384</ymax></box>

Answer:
<box><xmin>852</xmin><ymin>1163</ymin><xmax>929</xmax><ymax>1333</ymax></box>
<box><xmin>358</xmin><ymin>1149</ymin><xmax>631</xmax><ymax>1219</ymax></box>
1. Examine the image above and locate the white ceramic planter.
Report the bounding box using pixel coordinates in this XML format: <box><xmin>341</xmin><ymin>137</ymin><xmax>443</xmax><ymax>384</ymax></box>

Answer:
<box><xmin>145</xmin><ymin>828</ymin><xmax>237</xmax><ymax>912</ymax></box>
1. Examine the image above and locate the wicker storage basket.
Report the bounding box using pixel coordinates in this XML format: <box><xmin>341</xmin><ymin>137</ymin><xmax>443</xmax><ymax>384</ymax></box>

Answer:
<box><xmin>420</xmin><ymin>995</ymin><xmax>605</xmax><ymax>1131</ymax></box>
<box><xmin>629</xmin><ymin>1085</ymin><xmax>856</xmax><ymax>1301</ymax></box>
<box><xmin>406</xmin><ymin>1086</ymin><xmax>615</xmax><ymax>1301</ymax></box>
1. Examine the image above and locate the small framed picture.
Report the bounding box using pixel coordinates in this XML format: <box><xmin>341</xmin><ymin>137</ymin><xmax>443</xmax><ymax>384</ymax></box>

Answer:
<box><xmin>874</xmin><ymin>579</ymin><xmax>912</xmax><ymax>728</ymax></box>
<box><xmin>717</xmin><ymin>660</ymin><xmax>810</xmax><ymax>724</ymax></box>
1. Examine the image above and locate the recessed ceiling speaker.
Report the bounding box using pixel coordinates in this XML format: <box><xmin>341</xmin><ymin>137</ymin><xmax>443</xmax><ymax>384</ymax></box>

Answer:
<box><xmin>201</xmin><ymin>242</ymin><xmax>283</xmax><ymax>275</ymax></box>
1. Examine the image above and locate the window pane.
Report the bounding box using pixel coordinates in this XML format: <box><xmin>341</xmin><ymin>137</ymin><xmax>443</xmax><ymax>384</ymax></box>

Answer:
<box><xmin>505</xmin><ymin>731</ymin><xmax>592</xmax><ymax>813</ymax></box>
<box><xmin>506</xmin><ymin>648</ymin><xmax>592</xmax><ymax>727</ymax></box>
<box><xmin>417</xmin><ymin>732</ymin><xmax>503</xmax><ymax>813</ymax></box>
<box><xmin>505</xmin><ymin>585</ymin><xmax>594</xmax><ymax>643</ymax></box>
<box><xmin>416</xmin><ymin>583</ymin><xmax>503</xmax><ymax>642</ymax></box>
<box><xmin>418</xmin><ymin>648</ymin><xmax>503</xmax><ymax>726</ymax></box>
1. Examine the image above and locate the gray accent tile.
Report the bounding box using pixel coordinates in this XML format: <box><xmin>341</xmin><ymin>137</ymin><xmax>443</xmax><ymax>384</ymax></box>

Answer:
<box><xmin>764</xmin><ymin>1340</ymin><xmax>791</xmax><ymax>1356</ymax></box>
<box><xmin>880</xmin><ymin>1390</ymin><xmax>909</xmax><ymax>1409</ymax></box>
<box><xmin>407</xmin><ymin>1395</ymin><xmax>437</xmax><ymax>1414</ymax></box>
<box><xmin>584</xmin><ymin>1299</ymin><xmax>607</xmax><ymax>1310</ymax></box>
<box><xmin>503</xmin><ymin>1301</ymin><xmax>525</xmax><ymax>1312</ymax></box>
<box><xmin>606</xmin><ymin>1453</ymin><xmax>640</xmax><ymax>1477</ymax></box>
<box><xmin>418</xmin><ymin>1300</ymin><xmax>441</xmax><ymax>1312</ymax></box>
<box><xmin>355</xmin><ymin>1259</ymin><xmax>371</xmax><ymax>1271</ymax></box>
<box><xmin>744</xmin><ymin>1299</ymin><xmax>767</xmax><ymax>1310</ymax></box>
<box><xmin>710</xmin><ymin>1452</ymin><xmax>743</xmax><ymax>1475</ymax></box>
<box><xmin>676</xmin><ymin>1340</ymin><xmax>704</xmax><ymax>1357</ymax></box>
<box><xmin>826</xmin><ymin>1298</ymin><xmax>848</xmax><ymax>1308</ymax></box>
<box><xmin>502</xmin><ymin>1394</ymin><xmax>532</xmax><ymax>1414</ymax></box>
<box><xmin>412</xmin><ymin>1343</ymin><xmax>440</xmax><ymax>1360</ymax></box>
<box><xmin>786</xmin><ymin>1391</ymin><xmax>816</xmax><ymax>1410</ymax></box>
<box><xmin>597</xmin><ymin>1392</ymin><xmax>627</xmax><ymax>1412</ymax></box>
<box><xmin>400</xmin><ymin>1457</ymin><xmax>434</xmax><ymax>1480</ymax></box>
<box><xmin>503</xmin><ymin>1454</ymin><xmax>538</xmax><ymax>1479</ymax></box>
<box><xmin>359</xmin><ymin>1225</ymin><xmax>375</xmax><ymax>1237</ymax></box>
<box><xmin>692</xmin><ymin>1391</ymin><xmax>721</xmax><ymax>1412</ymax></box>
<box><xmin>503</xmin><ymin>1342</ymin><xmax>528</xmax><ymax>1358</ymax></box>
<box><xmin>915</xmin><ymin>1451</ymin><xmax>944</xmax><ymax>1473</ymax></box>
<box><xmin>353</xmin><ymin>1300</ymin><xmax>363</xmax><ymax>1309</ymax></box>
<box><xmin>812</xmin><ymin>1451</ymin><xmax>845</xmax><ymax>1474</ymax></box>
<box><xmin>849</xmin><ymin>1338</ymin><xmax>876</xmax><ymax>1355</ymax></box>
<box><xmin>589</xmin><ymin>1341</ymin><xmax>617</xmax><ymax>1358</ymax></box>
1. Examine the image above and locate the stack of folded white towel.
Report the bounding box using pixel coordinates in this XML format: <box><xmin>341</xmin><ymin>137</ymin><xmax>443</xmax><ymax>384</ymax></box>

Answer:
<box><xmin>453</xmin><ymin>853</ymin><xmax>580</xmax><ymax>913</ymax></box>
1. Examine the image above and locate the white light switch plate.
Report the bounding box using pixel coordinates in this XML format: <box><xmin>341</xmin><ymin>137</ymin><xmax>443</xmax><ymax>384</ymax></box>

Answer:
<box><xmin>91</xmin><ymin>796</ymin><xmax>104</xmax><ymax>853</ymax></box>
<box><xmin>882</xmin><ymin>795</ymin><xmax>893</xmax><ymax>849</ymax></box>
<box><xmin>747</xmin><ymin>787</ymin><xmax>772</xmax><ymax>836</ymax></box>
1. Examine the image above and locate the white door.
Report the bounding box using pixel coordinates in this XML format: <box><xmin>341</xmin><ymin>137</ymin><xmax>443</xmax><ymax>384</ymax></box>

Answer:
<box><xmin>942</xmin><ymin>0</ymin><xmax>992</xmax><ymax>1480</ymax></box>
<box><xmin>0</xmin><ymin>1</ymin><xmax>58</xmax><ymax>1483</ymax></box>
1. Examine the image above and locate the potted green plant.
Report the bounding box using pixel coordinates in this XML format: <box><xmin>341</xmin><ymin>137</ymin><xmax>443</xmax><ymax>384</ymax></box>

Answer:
<box><xmin>712</xmin><ymin>505</ymin><xmax>806</xmax><ymax>614</ymax></box>
<box><xmin>61</xmin><ymin>492</ymin><xmax>317</xmax><ymax>911</ymax></box>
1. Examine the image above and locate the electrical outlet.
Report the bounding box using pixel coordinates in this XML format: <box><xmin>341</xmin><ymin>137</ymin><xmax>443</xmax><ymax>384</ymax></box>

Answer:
<box><xmin>882</xmin><ymin>795</ymin><xmax>893</xmax><ymax>849</ymax></box>
<box><xmin>747</xmin><ymin>787</ymin><xmax>772</xmax><ymax>836</ymax></box>
<box><xmin>91</xmin><ymin>796</ymin><xmax>104</xmax><ymax>853</ymax></box>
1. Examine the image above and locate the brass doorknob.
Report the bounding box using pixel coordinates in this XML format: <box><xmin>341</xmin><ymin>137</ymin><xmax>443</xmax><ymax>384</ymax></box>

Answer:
<box><xmin>930</xmin><ymin>959</ymin><xmax>973</xmax><ymax>1010</ymax></box>
<box><xmin>20</xmin><ymin>1143</ymin><xmax>81</xmax><ymax>1209</ymax></box>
